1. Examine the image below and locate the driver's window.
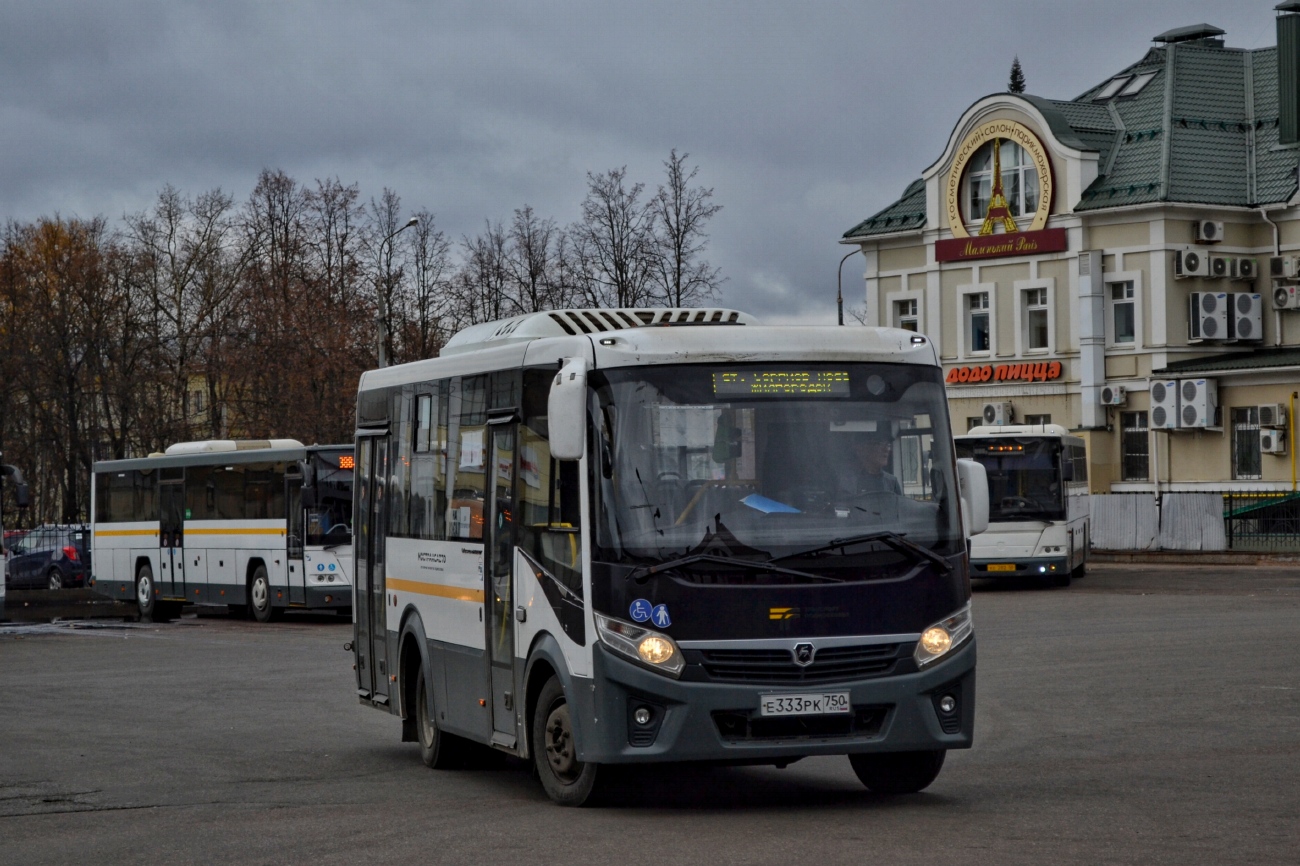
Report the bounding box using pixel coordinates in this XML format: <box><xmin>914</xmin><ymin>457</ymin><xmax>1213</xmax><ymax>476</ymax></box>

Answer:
<box><xmin>519</xmin><ymin>370</ymin><xmax>582</xmax><ymax>591</ymax></box>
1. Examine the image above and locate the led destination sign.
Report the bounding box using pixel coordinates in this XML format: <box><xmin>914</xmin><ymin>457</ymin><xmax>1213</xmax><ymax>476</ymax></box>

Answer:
<box><xmin>713</xmin><ymin>371</ymin><xmax>850</xmax><ymax>397</ymax></box>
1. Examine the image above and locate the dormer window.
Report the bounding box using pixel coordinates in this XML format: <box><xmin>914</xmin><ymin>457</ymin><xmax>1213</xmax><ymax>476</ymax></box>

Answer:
<box><xmin>1093</xmin><ymin>77</ymin><xmax>1130</xmax><ymax>100</ymax></box>
<box><xmin>1117</xmin><ymin>71</ymin><xmax>1157</xmax><ymax>98</ymax></box>
<box><xmin>965</xmin><ymin>139</ymin><xmax>1040</xmax><ymax>227</ymax></box>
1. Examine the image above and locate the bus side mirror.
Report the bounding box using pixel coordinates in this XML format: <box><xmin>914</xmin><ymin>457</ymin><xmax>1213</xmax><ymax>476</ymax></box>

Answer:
<box><xmin>15</xmin><ymin>482</ymin><xmax>29</xmax><ymax>509</ymax></box>
<box><xmin>957</xmin><ymin>458</ymin><xmax>988</xmax><ymax>536</ymax></box>
<box><xmin>548</xmin><ymin>357</ymin><xmax>588</xmax><ymax>461</ymax></box>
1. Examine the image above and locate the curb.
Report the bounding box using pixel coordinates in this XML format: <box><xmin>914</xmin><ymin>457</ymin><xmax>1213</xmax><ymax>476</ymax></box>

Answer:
<box><xmin>1091</xmin><ymin>550</ymin><xmax>1300</xmax><ymax>566</ymax></box>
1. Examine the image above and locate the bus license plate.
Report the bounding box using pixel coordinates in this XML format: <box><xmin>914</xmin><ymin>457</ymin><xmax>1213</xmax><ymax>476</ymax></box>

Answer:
<box><xmin>986</xmin><ymin>563</ymin><xmax>1016</xmax><ymax>572</ymax></box>
<box><xmin>759</xmin><ymin>692</ymin><xmax>851</xmax><ymax>717</ymax></box>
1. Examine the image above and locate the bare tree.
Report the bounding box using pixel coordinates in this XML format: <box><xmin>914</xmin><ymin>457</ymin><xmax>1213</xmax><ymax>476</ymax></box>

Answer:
<box><xmin>452</xmin><ymin>220</ymin><xmax>511</xmax><ymax>328</ymax></box>
<box><xmin>571</xmin><ymin>167</ymin><xmax>658</xmax><ymax>308</ymax></box>
<box><xmin>650</xmin><ymin>149</ymin><xmax>724</xmax><ymax>307</ymax></box>
<box><xmin>402</xmin><ymin>208</ymin><xmax>453</xmax><ymax>361</ymax></box>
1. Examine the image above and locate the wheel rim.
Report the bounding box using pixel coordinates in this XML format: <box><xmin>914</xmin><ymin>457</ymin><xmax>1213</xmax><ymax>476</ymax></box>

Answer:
<box><xmin>251</xmin><ymin>577</ymin><xmax>268</xmax><ymax>610</ymax></box>
<box><xmin>49</xmin><ymin>572</ymin><xmax>61</xmax><ymax>590</ymax></box>
<box><xmin>417</xmin><ymin>678</ymin><xmax>434</xmax><ymax>748</ymax></box>
<box><xmin>137</xmin><ymin>574</ymin><xmax>152</xmax><ymax>607</ymax></box>
<box><xmin>544</xmin><ymin>701</ymin><xmax>580</xmax><ymax>783</ymax></box>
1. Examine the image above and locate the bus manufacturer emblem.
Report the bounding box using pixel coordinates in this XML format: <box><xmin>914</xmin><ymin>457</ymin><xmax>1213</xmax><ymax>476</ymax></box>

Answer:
<box><xmin>792</xmin><ymin>643</ymin><xmax>815</xmax><ymax>667</ymax></box>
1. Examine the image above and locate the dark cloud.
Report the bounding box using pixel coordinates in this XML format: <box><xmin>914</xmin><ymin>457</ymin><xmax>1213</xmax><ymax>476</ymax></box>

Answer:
<box><xmin>0</xmin><ymin>0</ymin><xmax>1279</xmax><ymax>322</ymax></box>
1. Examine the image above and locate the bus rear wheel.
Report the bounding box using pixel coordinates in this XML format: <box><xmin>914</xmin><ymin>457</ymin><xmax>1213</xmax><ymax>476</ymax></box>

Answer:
<box><xmin>249</xmin><ymin>566</ymin><xmax>278</xmax><ymax>623</ymax></box>
<box><xmin>532</xmin><ymin>676</ymin><xmax>600</xmax><ymax>806</ymax></box>
<box><xmin>849</xmin><ymin>750</ymin><xmax>946</xmax><ymax>794</ymax></box>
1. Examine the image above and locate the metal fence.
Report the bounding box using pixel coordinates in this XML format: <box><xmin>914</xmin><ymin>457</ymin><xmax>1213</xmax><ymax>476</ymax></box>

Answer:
<box><xmin>1091</xmin><ymin>491</ymin><xmax>1300</xmax><ymax>552</ymax></box>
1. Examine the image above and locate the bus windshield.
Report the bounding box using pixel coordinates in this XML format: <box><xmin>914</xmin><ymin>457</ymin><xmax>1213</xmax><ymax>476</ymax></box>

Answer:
<box><xmin>307</xmin><ymin>449</ymin><xmax>354</xmax><ymax>546</ymax></box>
<box><xmin>588</xmin><ymin>362</ymin><xmax>962</xmax><ymax>566</ymax></box>
<box><xmin>955</xmin><ymin>438</ymin><xmax>1065</xmax><ymax>522</ymax></box>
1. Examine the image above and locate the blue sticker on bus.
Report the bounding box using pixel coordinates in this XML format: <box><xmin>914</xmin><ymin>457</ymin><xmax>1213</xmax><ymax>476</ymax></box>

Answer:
<box><xmin>629</xmin><ymin>599</ymin><xmax>652</xmax><ymax>622</ymax></box>
<box><xmin>651</xmin><ymin>604</ymin><xmax>672</xmax><ymax>628</ymax></box>
<box><xmin>318</xmin><ymin>564</ymin><xmax>325</xmax><ymax>571</ymax></box>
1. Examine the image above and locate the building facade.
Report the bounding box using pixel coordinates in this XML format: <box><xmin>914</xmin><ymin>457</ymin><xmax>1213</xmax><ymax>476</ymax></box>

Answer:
<box><xmin>843</xmin><ymin>10</ymin><xmax>1300</xmax><ymax>493</ymax></box>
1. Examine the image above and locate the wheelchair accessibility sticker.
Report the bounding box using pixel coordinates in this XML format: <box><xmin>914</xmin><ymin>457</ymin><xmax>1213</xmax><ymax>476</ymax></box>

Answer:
<box><xmin>629</xmin><ymin>599</ymin><xmax>652</xmax><ymax>622</ymax></box>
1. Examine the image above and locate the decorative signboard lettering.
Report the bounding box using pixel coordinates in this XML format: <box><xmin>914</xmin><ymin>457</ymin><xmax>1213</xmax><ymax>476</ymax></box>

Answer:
<box><xmin>935</xmin><ymin>227</ymin><xmax>1067</xmax><ymax>263</ymax></box>
<box><xmin>945</xmin><ymin>362</ymin><xmax>1063</xmax><ymax>384</ymax></box>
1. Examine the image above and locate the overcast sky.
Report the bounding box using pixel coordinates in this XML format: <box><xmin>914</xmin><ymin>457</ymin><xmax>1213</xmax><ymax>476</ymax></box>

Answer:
<box><xmin>0</xmin><ymin>1</ymin><xmax>1282</xmax><ymax>324</ymax></box>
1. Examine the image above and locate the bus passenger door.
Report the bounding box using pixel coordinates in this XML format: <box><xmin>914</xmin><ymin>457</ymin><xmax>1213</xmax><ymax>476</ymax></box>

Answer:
<box><xmin>286</xmin><ymin>471</ymin><xmax>305</xmax><ymax>605</ymax></box>
<box><xmin>485</xmin><ymin>421</ymin><xmax>517</xmax><ymax>744</ymax></box>
<box><xmin>354</xmin><ymin>434</ymin><xmax>390</xmax><ymax>703</ymax></box>
<box><xmin>159</xmin><ymin>480</ymin><xmax>184</xmax><ymax>599</ymax></box>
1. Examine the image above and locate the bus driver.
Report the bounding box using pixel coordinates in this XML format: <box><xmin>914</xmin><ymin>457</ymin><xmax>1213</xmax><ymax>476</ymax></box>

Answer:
<box><xmin>843</xmin><ymin>430</ymin><xmax>903</xmax><ymax>497</ymax></box>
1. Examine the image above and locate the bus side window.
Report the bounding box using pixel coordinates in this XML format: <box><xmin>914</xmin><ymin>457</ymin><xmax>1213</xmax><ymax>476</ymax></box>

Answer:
<box><xmin>447</xmin><ymin>375</ymin><xmax>488</xmax><ymax>541</ymax></box>
<box><xmin>519</xmin><ymin>369</ymin><xmax>582</xmax><ymax>589</ymax></box>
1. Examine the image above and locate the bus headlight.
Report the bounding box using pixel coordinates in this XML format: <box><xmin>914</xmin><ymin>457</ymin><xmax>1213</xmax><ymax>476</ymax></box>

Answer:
<box><xmin>594</xmin><ymin>612</ymin><xmax>685</xmax><ymax>678</ymax></box>
<box><xmin>913</xmin><ymin>603</ymin><xmax>973</xmax><ymax>668</ymax></box>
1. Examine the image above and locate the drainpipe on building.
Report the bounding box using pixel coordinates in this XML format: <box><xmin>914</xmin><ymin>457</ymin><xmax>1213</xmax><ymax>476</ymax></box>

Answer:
<box><xmin>1291</xmin><ymin>391</ymin><xmax>1297</xmax><ymax>491</ymax></box>
<box><xmin>1260</xmin><ymin>207</ymin><xmax>1284</xmax><ymax>346</ymax></box>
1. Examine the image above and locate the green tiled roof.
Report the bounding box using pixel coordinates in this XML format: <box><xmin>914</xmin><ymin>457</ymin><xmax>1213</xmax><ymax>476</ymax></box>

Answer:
<box><xmin>845</xmin><ymin>33</ymin><xmax>1300</xmax><ymax>238</ymax></box>
<box><xmin>1158</xmin><ymin>347</ymin><xmax>1300</xmax><ymax>374</ymax></box>
<box><xmin>841</xmin><ymin>178</ymin><xmax>926</xmax><ymax>238</ymax></box>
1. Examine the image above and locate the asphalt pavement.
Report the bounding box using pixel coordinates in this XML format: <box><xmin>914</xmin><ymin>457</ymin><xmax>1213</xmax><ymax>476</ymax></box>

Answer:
<box><xmin>1</xmin><ymin>563</ymin><xmax>1297</xmax><ymax>865</ymax></box>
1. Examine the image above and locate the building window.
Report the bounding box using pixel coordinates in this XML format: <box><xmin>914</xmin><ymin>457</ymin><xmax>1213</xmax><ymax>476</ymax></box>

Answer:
<box><xmin>1109</xmin><ymin>281</ymin><xmax>1136</xmax><ymax>344</ymax></box>
<box><xmin>966</xmin><ymin>139</ymin><xmax>1040</xmax><ymax>225</ymax></box>
<box><xmin>1121</xmin><ymin>411</ymin><xmax>1149</xmax><ymax>481</ymax></box>
<box><xmin>967</xmin><ymin>417</ymin><xmax>983</xmax><ymax>431</ymax></box>
<box><xmin>1231</xmin><ymin>407</ymin><xmax>1262</xmax><ymax>480</ymax></box>
<box><xmin>967</xmin><ymin>292</ymin><xmax>990</xmax><ymax>353</ymax></box>
<box><xmin>1023</xmin><ymin>414</ymin><xmax>1051</xmax><ymax>425</ymax></box>
<box><xmin>188</xmin><ymin>390</ymin><xmax>205</xmax><ymax>416</ymax></box>
<box><xmin>1024</xmin><ymin>287</ymin><xmax>1049</xmax><ymax>351</ymax></box>
<box><xmin>894</xmin><ymin>298</ymin><xmax>918</xmax><ymax>332</ymax></box>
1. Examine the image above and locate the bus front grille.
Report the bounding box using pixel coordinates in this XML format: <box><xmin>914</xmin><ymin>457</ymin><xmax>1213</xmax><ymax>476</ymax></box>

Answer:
<box><xmin>712</xmin><ymin>706</ymin><xmax>890</xmax><ymax>741</ymax></box>
<box><xmin>693</xmin><ymin>643</ymin><xmax>903</xmax><ymax>684</ymax></box>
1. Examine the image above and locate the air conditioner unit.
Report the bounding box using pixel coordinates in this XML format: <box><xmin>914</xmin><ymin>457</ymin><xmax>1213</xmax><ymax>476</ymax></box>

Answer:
<box><xmin>1208</xmin><ymin>255</ymin><xmax>1232</xmax><ymax>278</ymax></box>
<box><xmin>1232</xmin><ymin>258</ymin><xmax>1257</xmax><ymax>281</ymax></box>
<box><xmin>1195</xmin><ymin>220</ymin><xmax>1224</xmax><ymax>243</ymax></box>
<box><xmin>1273</xmin><ymin>284</ymin><xmax>1300</xmax><ymax>310</ymax></box>
<box><xmin>1270</xmin><ymin>256</ymin><xmax>1300</xmax><ymax>279</ymax></box>
<box><xmin>981</xmin><ymin>401</ymin><xmax>1014</xmax><ymax>426</ymax></box>
<box><xmin>1174</xmin><ymin>249</ymin><xmax>1210</xmax><ymax>278</ymax></box>
<box><xmin>1260</xmin><ymin>428</ymin><xmax>1287</xmax><ymax>455</ymax></box>
<box><xmin>1177</xmin><ymin>378</ymin><xmax>1218</xmax><ymax>429</ymax></box>
<box><xmin>1258</xmin><ymin>403</ymin><xmax>1288</xmax><ymax>428</ymax></box>
<box><xmin>1188</xmin><ymin>292</ymin><xmax>1228</xmax><ymax>341</ymax></box>
<box><xmin>1149</xmin><ymin>380</ymin><xmax>1180</xmax><ymax>430</ymax></box>
<box><xmin>1099</xmin><ymin>384</ymin><xmax>1127</xmax><ymax>406</ymax></box>
<box><xmin>1228</xmin><ymin>292</ymin><xmax>1263</xmax><ymax>342</ymax></box>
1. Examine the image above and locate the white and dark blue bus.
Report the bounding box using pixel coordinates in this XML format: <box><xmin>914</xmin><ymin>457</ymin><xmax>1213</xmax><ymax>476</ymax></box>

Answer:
<box><xmin>91</xmin><ymin>440</ymin><xmax>354</xmax><ymax>622</ymax></box>
<box><xmin>350</xmin><ymin>308</ymin><xmax>989</xmax><ymax>805</ymax></box>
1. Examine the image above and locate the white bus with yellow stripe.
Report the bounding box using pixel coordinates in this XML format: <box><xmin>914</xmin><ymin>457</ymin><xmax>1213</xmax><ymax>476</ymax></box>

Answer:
<box><xmin>90</xmin><ymin>440</ymin><xmax>354</xmax><ymax>622</ymax></box>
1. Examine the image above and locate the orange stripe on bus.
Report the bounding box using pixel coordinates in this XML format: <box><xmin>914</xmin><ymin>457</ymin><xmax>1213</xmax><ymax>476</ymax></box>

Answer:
<box><xmin>184</xmin><ymin>528</ymin><xmax>285</xmax><ymax>536</ymax></box>
<box><xmin>386</xmin><ymin>577</ymin><xmax>484</xmax><ymax>603</ymax></box>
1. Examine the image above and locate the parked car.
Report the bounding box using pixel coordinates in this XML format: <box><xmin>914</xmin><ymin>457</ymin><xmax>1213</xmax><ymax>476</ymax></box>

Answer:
<box><xmin>5</xmin><ymin>525</ymin><xmax>91</xmax><ymax>590</ymax></box>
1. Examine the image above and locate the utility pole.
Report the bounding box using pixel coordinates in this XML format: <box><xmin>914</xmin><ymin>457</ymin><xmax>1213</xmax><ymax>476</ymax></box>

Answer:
<box><xmin>377</xmin><ymin>217</ymin><xmax>420</xmax><ymax>368</ymax></box>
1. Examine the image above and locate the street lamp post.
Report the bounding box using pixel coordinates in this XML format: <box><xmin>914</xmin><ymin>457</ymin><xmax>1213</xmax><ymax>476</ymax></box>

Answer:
<box><xmin>377</xmin><ymin>217</ymin><xmax>420</xmax><ymax>369</ymax></box>
<box><xmin>837</xmin><ymin>249</ymin><xmax>861</xmax><ymax>326</ymax></box>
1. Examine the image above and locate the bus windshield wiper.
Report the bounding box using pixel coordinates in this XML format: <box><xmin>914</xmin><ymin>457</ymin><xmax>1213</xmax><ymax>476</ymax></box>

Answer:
<box><xmin>626</xmin><ymin>553</ymin><xmax>843</xmax><ymax>585</ymax></box>
<box><xmin>768</xmin><ymin>531</ymin><xmax>952</xmax><ymax>577</ymax></box>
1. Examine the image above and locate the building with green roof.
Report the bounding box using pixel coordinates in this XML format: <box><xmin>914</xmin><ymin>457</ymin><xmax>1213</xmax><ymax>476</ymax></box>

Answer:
<box><xmin>841</xmin><ymin>8</ymin><xmax>1300</xmax><ymax>492</ymax></box>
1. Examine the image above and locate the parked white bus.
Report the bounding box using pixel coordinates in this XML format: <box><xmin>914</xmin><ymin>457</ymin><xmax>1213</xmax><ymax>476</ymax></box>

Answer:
<box><xmin>350</xmin><ymin>307</ymin><xmax>990</xmax><ymax>805</ymax></box>
<box><xmin>954</xmin><ymin>424</ymin><xmax>1089</xmax><ymax>586</ymax></box>
<box><xmin>90</xmin><ymin>440</ymin><xmax>354</xmax><ymax>622</ymax></box>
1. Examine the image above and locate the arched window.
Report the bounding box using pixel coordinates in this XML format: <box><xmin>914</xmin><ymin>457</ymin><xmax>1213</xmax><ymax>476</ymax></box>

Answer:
<box><xmin>965</xmin><ymin>139</ymin><xmax>1039</xmax><ymax>227</ymax></box>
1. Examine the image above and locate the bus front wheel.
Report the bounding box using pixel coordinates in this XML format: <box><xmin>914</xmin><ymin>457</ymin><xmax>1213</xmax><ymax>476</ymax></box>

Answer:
<box><xmin>415</xmin><ymin>669</ymin><xmax>466</xmax><ymax>769</ymax></box>
<box><xmin>532</xmin><ymin>676</ymin><xmax>600</xmax><ymax>806</ymax></box>
<box><xmin>249</xmin><ymin>566</ymin><xmax>278</xmax><ymax>623</ymax></box>
<box><xmin>849</xmin><ymin>749</ymin><xmax>946</xmax><ymax>794</ymax></box>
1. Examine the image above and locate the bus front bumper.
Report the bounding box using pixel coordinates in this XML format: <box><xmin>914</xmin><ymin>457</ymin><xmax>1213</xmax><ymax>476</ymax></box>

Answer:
<box><xmin>568</xmin><ymin>640</ymin><xmax>975</xmax><ymax>765</ymax></box>
<box><xmin>970</xmin><ymin>557</ymin><xmax>1068</xmax><ymax>579</ymax></box>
